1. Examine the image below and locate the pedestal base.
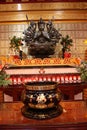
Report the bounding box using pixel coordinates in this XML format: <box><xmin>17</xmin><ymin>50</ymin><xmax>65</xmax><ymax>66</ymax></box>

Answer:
<box><xmin>21</xmin><ymin>105</ymin><xmax>63</xmax><ymax>120</ymax></box>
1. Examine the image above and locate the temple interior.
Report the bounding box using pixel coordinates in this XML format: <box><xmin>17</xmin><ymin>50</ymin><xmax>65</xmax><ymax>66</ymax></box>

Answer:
<box><xmin>0</xmin><ymin>0</ymin><xmax>87</xmax><ymax>129</ymax></box>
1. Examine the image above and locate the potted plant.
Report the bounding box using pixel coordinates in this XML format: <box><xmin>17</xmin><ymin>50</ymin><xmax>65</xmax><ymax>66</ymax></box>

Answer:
<box><xmin>0</xmin><ymin>64</ymin><xmax>12</xmax><ymax>87</ymax></box>
<box><xmin>77</xmin><ymin>61</ymin><xmax>87</xmax><ymax>82</ymax></box>
<box><xmin>0</xmin><ymin>64</ymin><xmax>12</xmax><ymax>102</ymax></box>
<box><xmin>10</xmin><ymin>36</ymin><xmax>23</xmax><ymax>51</ymax></box>
<box><xmin>77</xmin><ymin>61</ymin><xmax>87</xmax><ymax>100</ymax></box>
<box><xmin>60</xmin><ymin>35</ymin><xmax>73</xmax><ymax>58</ymax></box>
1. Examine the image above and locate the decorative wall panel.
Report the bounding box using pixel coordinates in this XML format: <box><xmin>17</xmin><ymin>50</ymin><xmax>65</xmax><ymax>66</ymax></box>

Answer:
<box><xmin>0</xmin><ymin>2</ymin><xmax>87</xmax><ymax>12</ymax></box>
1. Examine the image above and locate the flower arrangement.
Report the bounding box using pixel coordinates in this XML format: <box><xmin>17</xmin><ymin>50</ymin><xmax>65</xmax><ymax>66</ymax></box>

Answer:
<box><xmin>60</xmin><ymin>35</ymin><xmax>73</xmax><ymax>58</ymax></box>
<box><xmin>60</xmin><ymin>35</ymin><xmax>73</xmax><ymax>51</ymax></box>
<box><xmin>9</xmin><ymin>36</ymin><xmax>23</xmax><ymax>51</ymax></box>
<box><xmin>77</xmin><ymin>61</ymin><xmax>87</xmax><ymax>82</ymax></box>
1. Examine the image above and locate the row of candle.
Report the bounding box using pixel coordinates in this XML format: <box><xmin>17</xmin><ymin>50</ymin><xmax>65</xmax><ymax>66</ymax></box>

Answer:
<box><xmin>10</xmin><ymin>74</ymin><xmax>81</xmax><ymax>85</ymax></box>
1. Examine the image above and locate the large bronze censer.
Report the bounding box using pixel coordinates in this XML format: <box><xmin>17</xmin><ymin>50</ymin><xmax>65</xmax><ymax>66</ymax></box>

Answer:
<box><xmin>21</xmin><ymin>81</ymin><xmax>63</xmax><ymax>120</ymax></box>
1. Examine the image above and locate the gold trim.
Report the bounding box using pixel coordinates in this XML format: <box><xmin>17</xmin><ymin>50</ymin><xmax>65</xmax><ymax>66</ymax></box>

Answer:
<box><xmin>28</xmin><ymin>103</ymin><xmax>54</xmax><ymax>109</ymax></box>
<box><xmin>26</xmin><ymin>84</ymin><xmax>57</xmax><ymax>91</ymax></box>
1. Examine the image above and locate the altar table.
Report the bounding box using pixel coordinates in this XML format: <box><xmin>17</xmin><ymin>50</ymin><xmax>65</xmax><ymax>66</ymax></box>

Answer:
<box><xmin>0</xmin><ymin>101</ymin><xmax>87</xmax><ymax>130</ymax></box>
<box><xmin>5</xmin><ymin>65</ymin><xmax>81</xmax><ymax>84</ymax></box>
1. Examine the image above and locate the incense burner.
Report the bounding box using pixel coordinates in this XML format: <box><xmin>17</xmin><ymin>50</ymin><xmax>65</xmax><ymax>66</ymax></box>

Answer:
<box><xmin>21</xmin><ymin>81</ymin><xmax>63</xmax><ymax>119</ymax></box>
